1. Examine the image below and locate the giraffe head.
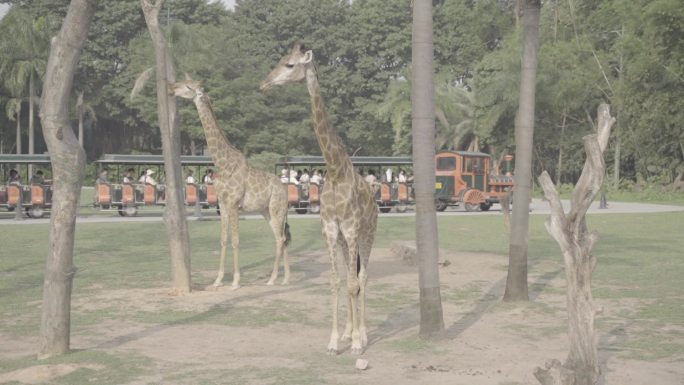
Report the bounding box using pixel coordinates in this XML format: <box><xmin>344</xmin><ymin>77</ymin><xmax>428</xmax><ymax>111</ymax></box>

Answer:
<box><xmin>259</xmin><ymin>43</ymin><xmax>313</xmax><ymax>91</ymax></box>
<box><xmin>168</xmin><ymin>79</ymin><xmax>204</xmax><ymax>100</ymax></box>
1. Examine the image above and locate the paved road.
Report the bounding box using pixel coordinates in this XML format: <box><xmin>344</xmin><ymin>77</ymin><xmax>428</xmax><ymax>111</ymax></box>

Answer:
<box><xmin>1</xmin><ymin>198</ymin><xmax>682</xmax><ymax>225</ymax></box>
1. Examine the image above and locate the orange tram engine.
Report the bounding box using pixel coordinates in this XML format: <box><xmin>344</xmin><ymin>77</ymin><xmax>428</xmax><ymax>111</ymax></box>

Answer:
<box><xmin>434</xmin><ymin>150</ymin><xmax>514</xmax><ymax>212</ymax></box>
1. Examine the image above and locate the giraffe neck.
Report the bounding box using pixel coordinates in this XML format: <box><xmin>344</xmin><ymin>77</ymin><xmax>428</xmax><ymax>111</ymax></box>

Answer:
<box><xmin>305</xmin><ymin>68</ymin><xmax>353</xmax><ymax>181</ymax></box>
<box><xmin>193</xmin><ymin>94</ymin><xmax>243</xmax><ymax>164</ymax></box>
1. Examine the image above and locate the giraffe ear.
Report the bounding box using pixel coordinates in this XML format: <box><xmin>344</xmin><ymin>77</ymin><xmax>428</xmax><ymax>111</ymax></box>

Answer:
<box><xmin>302</xmin><ymin>50</ymin><xmax>313</xmax><ymax>64</ymax></box>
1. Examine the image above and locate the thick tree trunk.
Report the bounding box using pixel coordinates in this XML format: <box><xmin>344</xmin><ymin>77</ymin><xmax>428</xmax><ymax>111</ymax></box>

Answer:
<box><xmin>412</xmin><ymin>0</ymin><xmax>445</xmax><ymax>339</ymax></box>
<box><xmin>504</xmin><ymin>0</ymin><xmax>541</xmax><ymax>302</ymax></box>
<box><xmin>141</xmin><ymin>0</ymin><xmax>192</xmax><ymax>294</ymax></box>
<box><xmin>534</xmin><ymin>104</ymin><xmax>615</xmax><ymax>385</ymax></box>
<box><xmin>37</xmin><ymin>0</ymin><xmax>95</xmax><ymax>359</ymax></box>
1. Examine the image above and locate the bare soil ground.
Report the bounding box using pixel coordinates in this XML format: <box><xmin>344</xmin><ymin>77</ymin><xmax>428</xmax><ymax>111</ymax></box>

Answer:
<box><xmin>1</xmin><ymin>247</ymin><xmax>682</xmax><ymax>385</ymax></box>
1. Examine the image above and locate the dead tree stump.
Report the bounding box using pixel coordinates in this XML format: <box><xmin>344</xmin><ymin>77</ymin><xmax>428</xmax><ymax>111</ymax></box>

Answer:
<box><xmin>534</xmin><ymin>104</ymin><xmax>615</xmax><ymax>385</ymax></box>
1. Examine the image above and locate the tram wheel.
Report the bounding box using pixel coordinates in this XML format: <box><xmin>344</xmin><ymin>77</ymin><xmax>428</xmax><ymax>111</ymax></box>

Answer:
<box><xmin>29</xmin><ymin>207</ymin><xmax>45</xmax><ymax>218</ymax></box>
<box><xmin>308</xmin><ymin>203</ymin><xmax>320</xmax><ymax>214</ymax></box>
<box><xmin>124</xmin><ymin>205</ymin><xmax>138</xmax><ymax>217</ymax></box>
<box><xmin>435</xmin><ymin>200</ymin><xmax>448</xmax><ymax>212</ymax></box>
<box><xmin>379</xmin><ymin>207</ymin><xmax>392</xmax><ymax>213</ymax></box>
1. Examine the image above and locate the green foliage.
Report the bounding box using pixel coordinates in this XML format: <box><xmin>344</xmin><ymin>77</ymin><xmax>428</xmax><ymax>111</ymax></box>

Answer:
<box><xmin>0</xmin><ymin>0</ymin><xmax>679</xmax><ymax>188</ymax></box>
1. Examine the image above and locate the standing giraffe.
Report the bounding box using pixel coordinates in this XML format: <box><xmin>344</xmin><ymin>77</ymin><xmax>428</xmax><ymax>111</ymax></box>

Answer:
<box><xmin>169</xmin><ymin>79</ymin><xmax>291</xmax><ymax>289</ymax></box>
<box><xmin>260</xmin><ymin>43</ymin><xmax>378</xmax><ymax>355</ymax></box>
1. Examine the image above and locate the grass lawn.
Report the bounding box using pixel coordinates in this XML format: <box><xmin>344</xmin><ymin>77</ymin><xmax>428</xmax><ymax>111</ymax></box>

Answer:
<box><xmin>0</xmin><ymin>211</ymin><xmax>683</xmax><ymax>384</ymax></box>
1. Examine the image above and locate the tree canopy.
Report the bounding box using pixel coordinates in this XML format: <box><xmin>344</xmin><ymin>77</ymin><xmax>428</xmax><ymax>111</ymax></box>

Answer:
<box><xmin>0</xmin><ymin>0</ymin><xmax>680</xmax><ymax>186</ymax></box>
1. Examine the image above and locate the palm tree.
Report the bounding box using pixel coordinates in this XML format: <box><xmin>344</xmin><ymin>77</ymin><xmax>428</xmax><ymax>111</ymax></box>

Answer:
<box><xmin>5</xmin><ymin>97</ymin><xmax>22</xmax><ymax>154</ymax></box>
<box><xmin>412</xmin><ymin>0</ymin><xmax>445</xmax><ymax>339</ymax></box>
<box><xmin>503</xmin><ymin>0</ymin><xmax>541</xmax><ymax>302</ymax></box>
<box><xmin>0</xmin><ymin>8</ymin><xmax>52</xmax><ymax>158</ymax></box>
<box><xmin>377</xmin><ymin>72</ymin><xmax>481</xmax><ymax>155</ymax></box>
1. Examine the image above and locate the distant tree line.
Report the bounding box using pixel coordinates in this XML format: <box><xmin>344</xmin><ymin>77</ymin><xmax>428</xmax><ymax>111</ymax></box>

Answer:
<box><xmin>0</xmin><ymin>0</ymin><xmax>681</xmax><ymax>188</ymax></box>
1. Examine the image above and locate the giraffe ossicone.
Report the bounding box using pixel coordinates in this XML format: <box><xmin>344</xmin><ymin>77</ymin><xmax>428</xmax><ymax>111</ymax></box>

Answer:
<box><xmin>169</xmin><ymin>78</ymin><xmax>291</xmax><ymax>289</ymax></box>
<box><xmin>261</xmin><ymin>42</ymin><xmax>378</xmax><ymax>355</ymax></box>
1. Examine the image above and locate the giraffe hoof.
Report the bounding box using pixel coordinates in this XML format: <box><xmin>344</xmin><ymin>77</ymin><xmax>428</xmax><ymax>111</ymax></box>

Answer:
<box><xmin>212</xmin><ymin>281</ymin><xmax>224</xmax><ymax>288</ymax></box>
<box><xmin>281</xmin><ymin>279</ymin><xmax>289</xmax><ymax>285</ymax></box>
<box><xmin>326</xmin><ymin>348</ymin><xmax>339</xmax><ymax>356</ymax></box>
<box><xmin>350</xmin><ymin>346</ymin><xmax>364</xmax><ymax>355</ymax></box>
<box><xmin>231</xmin><ymin>284</ymin><xmax>241</xmax><ymax>291</ymax></box>
<box><xmin>266</xmin><ymin>279</ymin><xmax>276</xmax><ymax>286</ymax></box>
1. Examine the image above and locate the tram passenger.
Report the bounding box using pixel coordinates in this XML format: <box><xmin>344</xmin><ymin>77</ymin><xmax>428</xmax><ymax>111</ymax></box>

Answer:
<box><xmin>309</xmin><ymin>169</ymin><xmax>322</xmax><ymax>185</ymax></box>
<box><xmin>398</xmin><ymin>169</ymin><xmax>407</xmax><ymax>183</ymax></box>
<box><xmin>289</xmin><ymin>170</ymin><xmax>299</xmax><ymax>185</ymax></box>
<box><xmin>299</xmin><ymin>169</ymin><xmax>310</xmax><ymax>183</ymax></box>
<box><xmin>97</xmin><ymin>169</ymin><xmax>110</xmax><ymax>184</ymax></box>
<box><xmin>122</xmin><ymin>168</ymin><xmax>135</xmax><ymax>183</ymax></box>
<box><xmin>203</xmin><ymin>169</ymin><xmax>214</xmax><ymax>184</ymax></box>
<box><xmin>7</xmin><ymin>169</ymin><xmax>21</xmax><ymax>185</ymax></box>
<box><xmin>280</xmin><ymin>169</ymin><xmax>289</xmax><ymax>183</ymax></box>
<box><xmin>186</xmin><ymin>169</ymin><xmax>197</xmax><ymax>184</ymax></box>
<box><xmin>385</xmin><ymin>168</ymin><xmax>394</xmax><ymax>183</ymax></box>
<box><xmin>140</xmin><ymin>169</ymin><xmax>157</xmax><ymax>185</ymax></box>
<box><xmin>30</xmin><ymin>170</ymin><xmax>45</xmax><ymax>184</ymax></box>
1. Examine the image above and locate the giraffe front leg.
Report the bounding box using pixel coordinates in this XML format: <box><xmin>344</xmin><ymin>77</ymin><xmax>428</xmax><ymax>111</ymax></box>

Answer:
<box><xmin>346</xmin><ymin>242</ymin><xmax>363</xmax><ymax>355</ymax></box>
<box><xmin>325</xmin><ymin>234</ymin><xmax>341</xmax><ymax>355</ymax></box>
<box><xmin>359</xmin><ymin>264</ymin><xmax>368</xmax><ymax>349</ymax></box>
<box><xmin>213</xmin><ymin>216</ymin><xmax>230</xmax><ymax>287</ymax></box>
<box><xmin>229</xmin><ymin>210</ymin><xmax>241</xmax><ymax>290</ymax></box>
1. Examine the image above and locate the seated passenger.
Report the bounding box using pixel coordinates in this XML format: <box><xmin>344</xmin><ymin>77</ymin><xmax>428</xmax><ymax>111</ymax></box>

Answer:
<box><xmin>97</xmin><ymin>169</ymin><xmax>110</xmax><ymax>184</ymax></box>
<box><xmin>30</xmin><ymin>170</ymin><xmax>45</xmax><ymax>184</ymax></box>
<box><xmin>7</xmin><ymin>169</ymin><xmax>21</xmax><ymax>185</ymax></box>
<box><xmin>139</xmin><ymin>169</ymin><xmax>157</xmax><ymax>185</ymax></box>
<box><xmin>309</xmin><ymin>169</ymin><xmax>322</xmax><ymax>185</ymax></box>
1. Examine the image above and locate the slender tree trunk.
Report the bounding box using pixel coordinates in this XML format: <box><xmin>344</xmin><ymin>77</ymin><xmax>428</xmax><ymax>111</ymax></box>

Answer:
<box><xmin>77</xmin><ymin>91</ymin><xmax>84</xmax><ymax>148</ymax></box>
<box><xmin>504</xmin><ymin>0</ymin><xmax>541</xmax><ymax>302</ymax></box>
<box><xmin>37</xmin><ymin>0</ymin><xmax>95</xmax><ymax>359</ymax></box>
<box><xmin>535</xmin><ymin>104</ymin><xmax>615</xmax><ymax>385</ymax></box>
<box><xmin>15</xmin><ymin>103</ymin><xmax>22</xmax><ymax>154</ymax></box>
<box><xmin>556</xmin><ymin>110</ymin><xmax>566</xmax><ymax>186</ymax></box>
<box><xmin>141</xmin><ymin>0</ymin><xmax>192</xmax><ymax>294</ymax></box>
<box><xmin>412</xmin><ymin>0</ymin><xmax>445</xmax><ymax>339</ymax></box>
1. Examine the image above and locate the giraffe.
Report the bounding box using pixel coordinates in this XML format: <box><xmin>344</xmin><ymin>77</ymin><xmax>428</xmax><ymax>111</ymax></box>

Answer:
<box><xmin>260</xmin><ymin>43</ymin><xmax>378</xmax><ymax>355</ymax></box>
<box><xmin>169</xmin><ymin>78</ymin><xmax>291</xmax><ymax>290</ymax></box>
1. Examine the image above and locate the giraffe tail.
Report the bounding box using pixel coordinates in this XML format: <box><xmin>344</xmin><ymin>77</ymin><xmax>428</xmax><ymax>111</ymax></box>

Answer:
<box><xmin>284</xmin><ymin>222</ymin><xmax>291</xmax><ymax>247</ymax></box>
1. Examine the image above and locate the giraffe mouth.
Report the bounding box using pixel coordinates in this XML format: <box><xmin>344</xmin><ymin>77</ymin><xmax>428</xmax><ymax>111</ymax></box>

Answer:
<box><xmin>259</xmin><ymin>82</ymin><xmax>273</xmax><ymax>92</ymax></box>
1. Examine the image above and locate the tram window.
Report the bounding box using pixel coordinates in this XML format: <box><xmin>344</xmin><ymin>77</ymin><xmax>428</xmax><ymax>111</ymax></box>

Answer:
<box><xmin>436</xmin><ymin>157</ymin><xmax>456</xmax><ymax>171</ymax></box>
<box><xmin>463</xmin><ymin>158</ymin><xmax>472</xmax><ymax>173</ymax></box>
<box><xmin>473</xmin><ymin>158</ymin><xmax>484</xmax><ymax>173</ymax></box>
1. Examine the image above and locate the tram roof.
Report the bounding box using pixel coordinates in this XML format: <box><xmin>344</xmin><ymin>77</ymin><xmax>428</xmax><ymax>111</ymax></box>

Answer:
<box><xmin>276</xmin><ymin>155</ymin><xmax>413</xmax><ymax>167</ymax></box>
<box><xmin>0</xmin><ymin>154</ymin><xmax>52</xmax><ymax>164</ymax></box>
<box><xmin>437</xmin><ymin>150</ymin><xmax>491</xmax><ymax>157</ymax></box>
<box><xmin>95</xmin><ymin>154</ymin><xmax>214</xmax><ymax>165</ymax></box>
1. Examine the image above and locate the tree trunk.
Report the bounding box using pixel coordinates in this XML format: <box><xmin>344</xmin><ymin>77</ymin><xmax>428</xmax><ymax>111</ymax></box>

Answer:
<box><xmin>37</xmin><ymin>0</ymin><xmax>95</xmax><ymax>359</ymax></box>
<box><xmin>141</xmin><ymin>0</ymin><xmax>192</xmax><ymax>294</ymax></box>
<box><xmin>556</xmin><ymin>110</ymin><xmax>566</xmax><ymax>186</ymax></box>
<box><xmin>412</xmin><ymin>0</ymin><xmax>445</xmax><ymax>340</ymax></box>
<box><xmin>77</xmin><ymin>91</ymin><xmax>84</xmax><ymax>148</ymax></box>
<box><xmin>534</xmin><ymin>104</ymin><xmax>615</xmax><ymax>385</ymax></box>
<box><xmin>15</xmin><ymin>102</ymin><xmax>21</xmax><ymax>154</ymax></box>
<box><xmin>504</xmin><ymin>0</ymin><xmax>541</xmax><ymax>302</ymax></box>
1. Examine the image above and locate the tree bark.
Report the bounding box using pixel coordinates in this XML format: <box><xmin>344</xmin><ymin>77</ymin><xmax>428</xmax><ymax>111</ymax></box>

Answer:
<box><xmin>37</xmin><ymin>0</ymin><xmax>96</xmax><ymax>359</ymax></box>
<box><xmin>535</xmin><ymin>104</ymin><xmax>615</xmax><ymax>385</ymax></box>
<box><xmin>141</xmin><ymin>0</ymin><xmax>192</xmax><ymax>294</ymax></box>
<box><xmin>412</xmin><ymin>0</ymin><xmax>445</xmax><ymax>339</ymax></box>
<box><xmin>504</xmin><ymin>0</ymin><xmax>541</xmax><ymax>302</ymax></box>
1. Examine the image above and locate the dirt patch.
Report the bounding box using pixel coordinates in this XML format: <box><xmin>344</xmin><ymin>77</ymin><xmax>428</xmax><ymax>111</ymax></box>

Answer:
<box><xmin>0</xmin><ymin>364</ymin><xmax>105</xmax><ymax>384</ymax></box>
<box><xmin>2</xmin><ymin>248</ymin><xmax>682</xmax><ymax>385</ymax></box>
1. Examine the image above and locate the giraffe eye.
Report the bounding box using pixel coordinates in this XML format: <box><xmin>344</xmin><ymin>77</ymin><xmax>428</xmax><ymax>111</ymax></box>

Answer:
<box><xmin>285</xmin><ymin>63</ymin><xmax>295</xmax><ymax>69</ymax></box>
